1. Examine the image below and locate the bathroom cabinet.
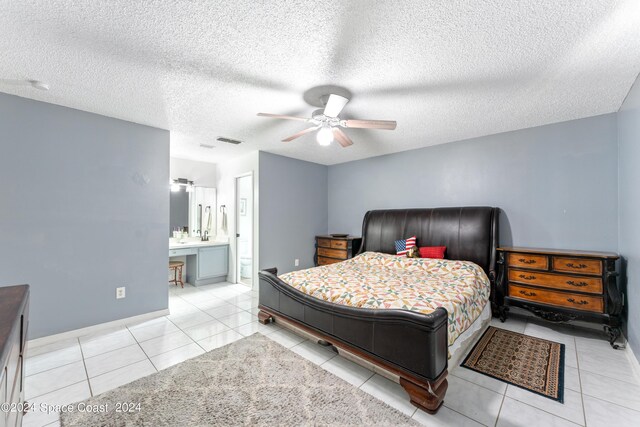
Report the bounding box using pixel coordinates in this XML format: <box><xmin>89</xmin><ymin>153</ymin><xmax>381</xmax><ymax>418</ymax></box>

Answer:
<box><xmin>169</xmin><ymin>243</ymin><xmax>228</xmax><ymax>286</ymax></box>
<box><xmin>196</xmin><ymin>245</ymin><xmax>229</xmax><ymax>283</ymax></box>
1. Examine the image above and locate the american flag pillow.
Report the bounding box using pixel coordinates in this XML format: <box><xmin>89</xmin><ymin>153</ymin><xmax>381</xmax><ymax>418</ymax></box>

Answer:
<box><xmin>394</xmin><ymin>236</ymin><xmax>417</xmax><ymax>256</ymax></box>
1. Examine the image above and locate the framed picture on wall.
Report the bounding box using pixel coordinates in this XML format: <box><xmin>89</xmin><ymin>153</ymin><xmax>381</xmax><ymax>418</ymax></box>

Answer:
<box><xmin>240</xmin><ymin>198</ymin><xmax>247</xmax><ymax>216</ymax></box>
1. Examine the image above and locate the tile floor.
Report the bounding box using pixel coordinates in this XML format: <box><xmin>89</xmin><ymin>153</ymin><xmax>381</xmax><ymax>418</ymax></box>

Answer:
<box><xmin>22</xmin><ymin>282</ymin><xmax>640</xmax><ymax>427</ymax></box>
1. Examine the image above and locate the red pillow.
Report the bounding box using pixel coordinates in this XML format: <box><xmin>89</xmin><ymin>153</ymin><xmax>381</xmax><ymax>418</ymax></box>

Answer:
<box><xmin>419</xmin><ymin>246</ymin><xmax>446</xmax><ymax>259</ymax></box>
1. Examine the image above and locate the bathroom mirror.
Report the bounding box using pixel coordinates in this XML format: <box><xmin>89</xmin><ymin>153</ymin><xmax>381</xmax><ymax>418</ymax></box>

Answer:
<box><xmin>189</xmin><ymin>187</ymin><xmax>216</xmax><ymax>238</ymax></box>
<box><xmin>169</xmin><ymin>186</ymin><xmax>216</xmax><ymax>238</ymax></box>
<box><xmin>169</xmin><ymin>190</ymin><xmax>189</xmax><ymax>237</ymax></box>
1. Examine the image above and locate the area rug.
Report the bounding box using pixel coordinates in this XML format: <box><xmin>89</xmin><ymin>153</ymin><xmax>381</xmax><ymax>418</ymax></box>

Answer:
<box><xmin>61</xmin><ymin>334</ymin><xmax>417</xmax><ymax>426</ymax></box>
<box><xmin>461</xmin><ymin>326</ymin><xmax>565</xmax><ymax>402</ymax></box>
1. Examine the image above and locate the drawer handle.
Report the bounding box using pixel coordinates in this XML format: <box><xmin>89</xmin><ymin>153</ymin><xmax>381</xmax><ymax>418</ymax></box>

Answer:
<box><xmin>519</xmin><ymin>290</ymin><xmax>537</xmax><ymax>297</ymax></box>
<box><xmin>567</xmin><ymin>298</ymin><xmax>589</xmax><ymax>305</ymax></box>
<box><xmin>566</xmin><ymin>280</ymin><xmax>588</xmax><ymax>287</ymax></box>
<box><xmin>518</xmin><ymin>258</ymin><xmax>537</xmax><ymax>264</ymax></box>
<box><xmin>518</xmin><ymin>274</ymin><xmax>536</xmax><ymax>280</ymax></box>
<box><xmin>565</xmin><ymin>262</ymin><xmax>587</xmax><ymax>269</ymax></box>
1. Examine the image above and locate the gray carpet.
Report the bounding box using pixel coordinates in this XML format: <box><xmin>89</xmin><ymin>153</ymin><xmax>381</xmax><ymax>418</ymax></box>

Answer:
<box><xmin>61</xmin><ymin>334</ymin><xmax>418</xmax><ymax>426</ymax></box>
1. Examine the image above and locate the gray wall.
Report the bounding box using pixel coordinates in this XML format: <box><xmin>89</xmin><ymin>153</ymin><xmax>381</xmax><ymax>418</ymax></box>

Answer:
<box><xmin>259</xmin><ymin>152</ymin><xmax>328</xmax><ymax>274</ymax></box>
<box><xmin>618</xmin><ymin>74</ymin><xmax>640</xmax><ymax>359</ymax></box>
<box><xmin>328</xmin><ymin>114</ymin><xmax>619</xmax><ymax>252</ymax></box>
<box><xmin>0</xmin><ymin>93</ymin><xmax>169</xmax><ymax>339</ymax></box>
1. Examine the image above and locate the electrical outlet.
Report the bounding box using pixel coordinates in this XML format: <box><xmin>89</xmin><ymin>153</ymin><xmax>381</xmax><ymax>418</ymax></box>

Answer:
<box><xmin>116</xmin><ymin>287</ymin><xmax>126</xmax><ymax>299</ymax></box>
<box><xmin>294</xmin><ymin>259</ymin><xmax>299</xmax><ymax>267</ymax></box>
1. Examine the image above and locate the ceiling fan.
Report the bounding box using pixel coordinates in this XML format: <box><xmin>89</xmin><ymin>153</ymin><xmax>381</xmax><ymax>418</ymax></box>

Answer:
<box><xmin>257</xmin><ymin>94</ymin><xmax>397</xmax><ymax>147</ymax></box>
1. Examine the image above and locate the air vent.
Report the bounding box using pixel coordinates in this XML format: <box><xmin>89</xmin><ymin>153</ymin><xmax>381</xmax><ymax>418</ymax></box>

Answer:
<box><xmin>199</xmin><ymin>144</ymin><xmax>215</xmax><ymax>149</ymax></box>
<box><xmin>216</xmin><ymin>136</ymin><xmax>243</xmax><ymax>145</ymax></box>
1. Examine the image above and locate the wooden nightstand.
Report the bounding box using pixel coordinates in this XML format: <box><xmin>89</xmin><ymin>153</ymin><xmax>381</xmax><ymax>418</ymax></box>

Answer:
<box><xmin>496</xmin><ymin>247</ymin><xmax>623</xmax><ymax>348</ymax></box>
<box><xmin>315</xmin><ymin>235</ymin><xmax>362</xmax><ymax>266</ymax></box>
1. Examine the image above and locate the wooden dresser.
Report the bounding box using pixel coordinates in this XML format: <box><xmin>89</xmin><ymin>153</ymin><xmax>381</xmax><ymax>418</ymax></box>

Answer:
<box><xmin>1</xmin><ymin>285</ymin><xmax>30</xmax><ymax>427</ymax></box>
<box><xmin>315</xmin><ymin>235</ymin><xmax>362</xmax><ymax>266</ymax></box>
<box><xmin>496</xmin><ymin>247</ymin><xmax>622</xmax><ymax>348</ymax></box>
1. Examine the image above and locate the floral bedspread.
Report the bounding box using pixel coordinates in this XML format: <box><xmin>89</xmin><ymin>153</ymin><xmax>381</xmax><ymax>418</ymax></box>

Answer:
<box><xmin>279</xmin><ymin>252</ymin><xmax>490</xmax><ymax>346</ymax></box>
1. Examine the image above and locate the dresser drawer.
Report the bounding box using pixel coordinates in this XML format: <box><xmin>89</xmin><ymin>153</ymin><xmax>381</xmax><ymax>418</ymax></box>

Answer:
<box><xmin>0</xmin><ymin>367</ymin><xmax>6</xmax><ymax>415</ymax></box>
<box><xmin>317</xmin><ymin>238</ymin><xmax>332</xmax><ymax>248</ymax></box>
<box><xmin>6</xmin><ymin>335</ymin><xmax>20</xmax><ymax>399</ymax></box>
<box><xmin>8</xmin><ymin>356</ymin><xmax>22</xmax><ymax>405</ymax></box>
<box><xmin>330</xmin><ymin>240</ymin><xmax>348</xmax><ymax>249</ymax></box>
<box><xmin>507</xmin><ymin>253</ymin><xmax>548</xmax><ymax>270</ymax></box>
<box><xmin>509</xmin><ymin>284</ymin><xmax>604</xmax><ymax>313</ymax></box>
<box><xmin>508</xmin><ymin>269</ymin><xmax>603</xmax><ymax>294</ymax></box>
<box><xmin>552</xmin><ymin>257</ymin><xmax>602</xmax><ymax>276</ymax></box>
<box><xmin>169</xmin><ymin>248</ymin><xmax>197</xmax><ymax>257</ymax></box>
<box><xmin>317</xmin><ymin>247</ymin><xmax>347</xmax><ymax>259</ymax></box>
<box><xmin>318</xmin><ymin>256</ymin><xmax>341</xmax><ymax>266</ymax></box>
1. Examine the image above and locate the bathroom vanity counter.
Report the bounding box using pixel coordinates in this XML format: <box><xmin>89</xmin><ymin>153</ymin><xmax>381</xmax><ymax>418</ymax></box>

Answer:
<box><xmin>169</xmin><ymin>241</ymin><xmax>229</xmax><ymax>286</ymax></box>
<box><xmin>169</xmin><ymin>240</ymin><xmax>229</xmax><ymax>251</ymax></box>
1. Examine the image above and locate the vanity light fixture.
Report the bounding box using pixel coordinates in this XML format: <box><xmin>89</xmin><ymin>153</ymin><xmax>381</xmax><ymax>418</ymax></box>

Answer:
<box><xmin>171</xmin><ymin>178</ymin><xmax>194</xmax><ymax>192</ymax></box>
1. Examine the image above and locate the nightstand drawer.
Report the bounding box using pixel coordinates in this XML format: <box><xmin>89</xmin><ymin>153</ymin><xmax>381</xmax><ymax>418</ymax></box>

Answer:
<box><xmin>331</xmin><ymin>240</ymin><xmax>348</xmax><ymax>249</ymax></box>
<box><xmin>552</xmin><ymin>257</ymin><xmax>602</xmax><ymax>276</ymax></box>
<box><xmin>509</xmin><ymin>284</ymin><xmax>603</xmax><ymax>313</ymax></box>
<box><xmin>317</xmin><ymin>238</ymin><xmax>332</xmax><ymax>248</ymax></box>
<box><xmin>508</xmin><ymin>269</ymin><xmax>603</xmax><ymax>294</ymax></box>
<box><xmin>318</xmin><ymin>256</ymin><xmax>341</xmax><ymax>266</ymax></box>
<box><xmin>315</xmin><ymin>235</ymin><xmax>361</xmax><ymax>267</ymax></box>
<box><xmin>507</xmin><ymin>253</ymin><xmax>548</xmax><ymax>270</ymax></box>
<box><xmin>318</xmin><ymin>247</ymin><xmax>347</xmax><ymax>259</ymax></box>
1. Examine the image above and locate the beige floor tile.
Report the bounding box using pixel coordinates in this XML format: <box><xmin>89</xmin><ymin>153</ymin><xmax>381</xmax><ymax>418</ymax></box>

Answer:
<box><xmin>360</xmin><ymin>374</ymin><xmax>417</xmax><ymax>417</ymax></box>
<box><xmin>442</xmin><ymin>375</ymin><xmax>503</xmax><ymax>426</ymax></box>
<box><xmin>150</xmin><ymin>342</ymin><xmax>205</xmax><ymax>370</ymax></box>
<box><xmin>89</xmin><ymin>359</ymin><xmax>156</xmax><ymax>396</ymax></box>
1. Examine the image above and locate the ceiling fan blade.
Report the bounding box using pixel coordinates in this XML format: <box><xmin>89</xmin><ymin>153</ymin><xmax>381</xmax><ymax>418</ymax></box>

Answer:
<box><xmin>332</xmin><ymin>128</ymin><xmax>353</xmax><ymax>148</ymax></box>
<box><xmin>257</xmin><ymin>113</ymin><xmax>309</xmax><ymax>122</ymax></box>
<box><xmin>343</xmin><ymin>119</ymin><xmax>397</xmax><ymax>130</ymax></box>
<box><xmin>323</xmin><ymin>94</ymin><xmax>349</xmax><ymax>117</ymax></box>
<box><xmin>282</xmin><ymin>126</ymin><xmax>320</xmax><ymax>142</ymax></box>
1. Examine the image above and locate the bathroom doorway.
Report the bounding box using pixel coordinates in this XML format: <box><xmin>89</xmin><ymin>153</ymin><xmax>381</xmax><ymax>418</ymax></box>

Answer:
<box><xmin>235</xmin><ymin>173</ymin><xmax>253</xmax><ymax>287</ymax></box>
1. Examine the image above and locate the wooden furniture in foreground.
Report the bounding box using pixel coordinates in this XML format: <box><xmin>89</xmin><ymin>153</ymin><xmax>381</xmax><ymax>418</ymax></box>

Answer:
<box><xmin>496</xmin><ymin>247</ymin><xmax>622</xmax><ymax>348</ymax></box>
<box><xmin>314</xmin><ymin>235</ymin><xmax>362</xmax><ymax>266</ymax></box>
<box><xmin>260</xmin><ymin>207</ymin><xmax>500</xmax><ymax>414</ymax></box>
<box><xmin>0</xmin><ymin>285</ymin><xmax>30</xmax><ymax>427</ymax></box>
<box><xmin>169</xmin><ymin>261</ymin><xmax>185</xmax><ymax>288</ymax></box>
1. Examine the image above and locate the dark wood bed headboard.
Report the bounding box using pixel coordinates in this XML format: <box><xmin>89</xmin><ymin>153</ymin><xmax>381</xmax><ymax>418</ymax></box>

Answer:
<box><xmin>357</xmin><ymin>207</ymin><xmax>500</xmax><ymax>279</ymax></box>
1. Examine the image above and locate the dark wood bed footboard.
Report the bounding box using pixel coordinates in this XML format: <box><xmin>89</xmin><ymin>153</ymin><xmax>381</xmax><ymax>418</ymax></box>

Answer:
<box><xmin>258</xmin><ymin>267</ymin><xmax>449</xmax><ymax>413</ymax></box>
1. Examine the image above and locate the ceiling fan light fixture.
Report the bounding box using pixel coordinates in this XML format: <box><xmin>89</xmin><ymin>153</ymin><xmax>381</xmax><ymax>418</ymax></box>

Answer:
<box><xmin>316</xmin><ymin>126</ymin><xmax>333</xmax><ymax>146</ymax></box>
<box><xmin>257</xmin><ymin>90</ymin><xmax>396</xmax><ymax>148</ymax></box>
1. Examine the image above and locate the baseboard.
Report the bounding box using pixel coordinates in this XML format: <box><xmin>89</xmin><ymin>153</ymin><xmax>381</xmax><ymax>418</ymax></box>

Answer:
<box><xmin>626</xmin><ymin>343</ymin><xmax>640</xmax><ymax>383</ymax></box>
<box><xmin>27</xmin><ymin>308</ymin><xmax>170</xmax><ymax>348</ymax></box>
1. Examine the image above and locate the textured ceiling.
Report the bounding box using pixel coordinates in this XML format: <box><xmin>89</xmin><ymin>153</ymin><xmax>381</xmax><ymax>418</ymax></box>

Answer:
<box><xmin>1</xmin><ymin>1</ymin><xmax>639</xmax><ymax>165</ymax></box>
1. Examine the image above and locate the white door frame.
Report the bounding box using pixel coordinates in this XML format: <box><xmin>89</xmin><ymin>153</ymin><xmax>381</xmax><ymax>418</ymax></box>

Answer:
<box><xmin>234</xmin><ymin>172</ymin><xmax>254</xmax><ymax>288</ymax></box>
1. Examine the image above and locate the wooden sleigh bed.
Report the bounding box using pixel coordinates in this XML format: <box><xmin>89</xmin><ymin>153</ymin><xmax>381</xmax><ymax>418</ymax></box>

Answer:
<box><xmin>258</xmin><ymin>207</ymin><xmax>499</xmax><ymax>413</ymax></box>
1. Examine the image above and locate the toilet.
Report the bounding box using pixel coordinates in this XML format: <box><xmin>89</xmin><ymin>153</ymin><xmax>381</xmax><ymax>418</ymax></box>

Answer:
<box><xmin>240</xmin><ymin>257</ymin><xmax>252</xmax><ymax>280</ymax></box>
